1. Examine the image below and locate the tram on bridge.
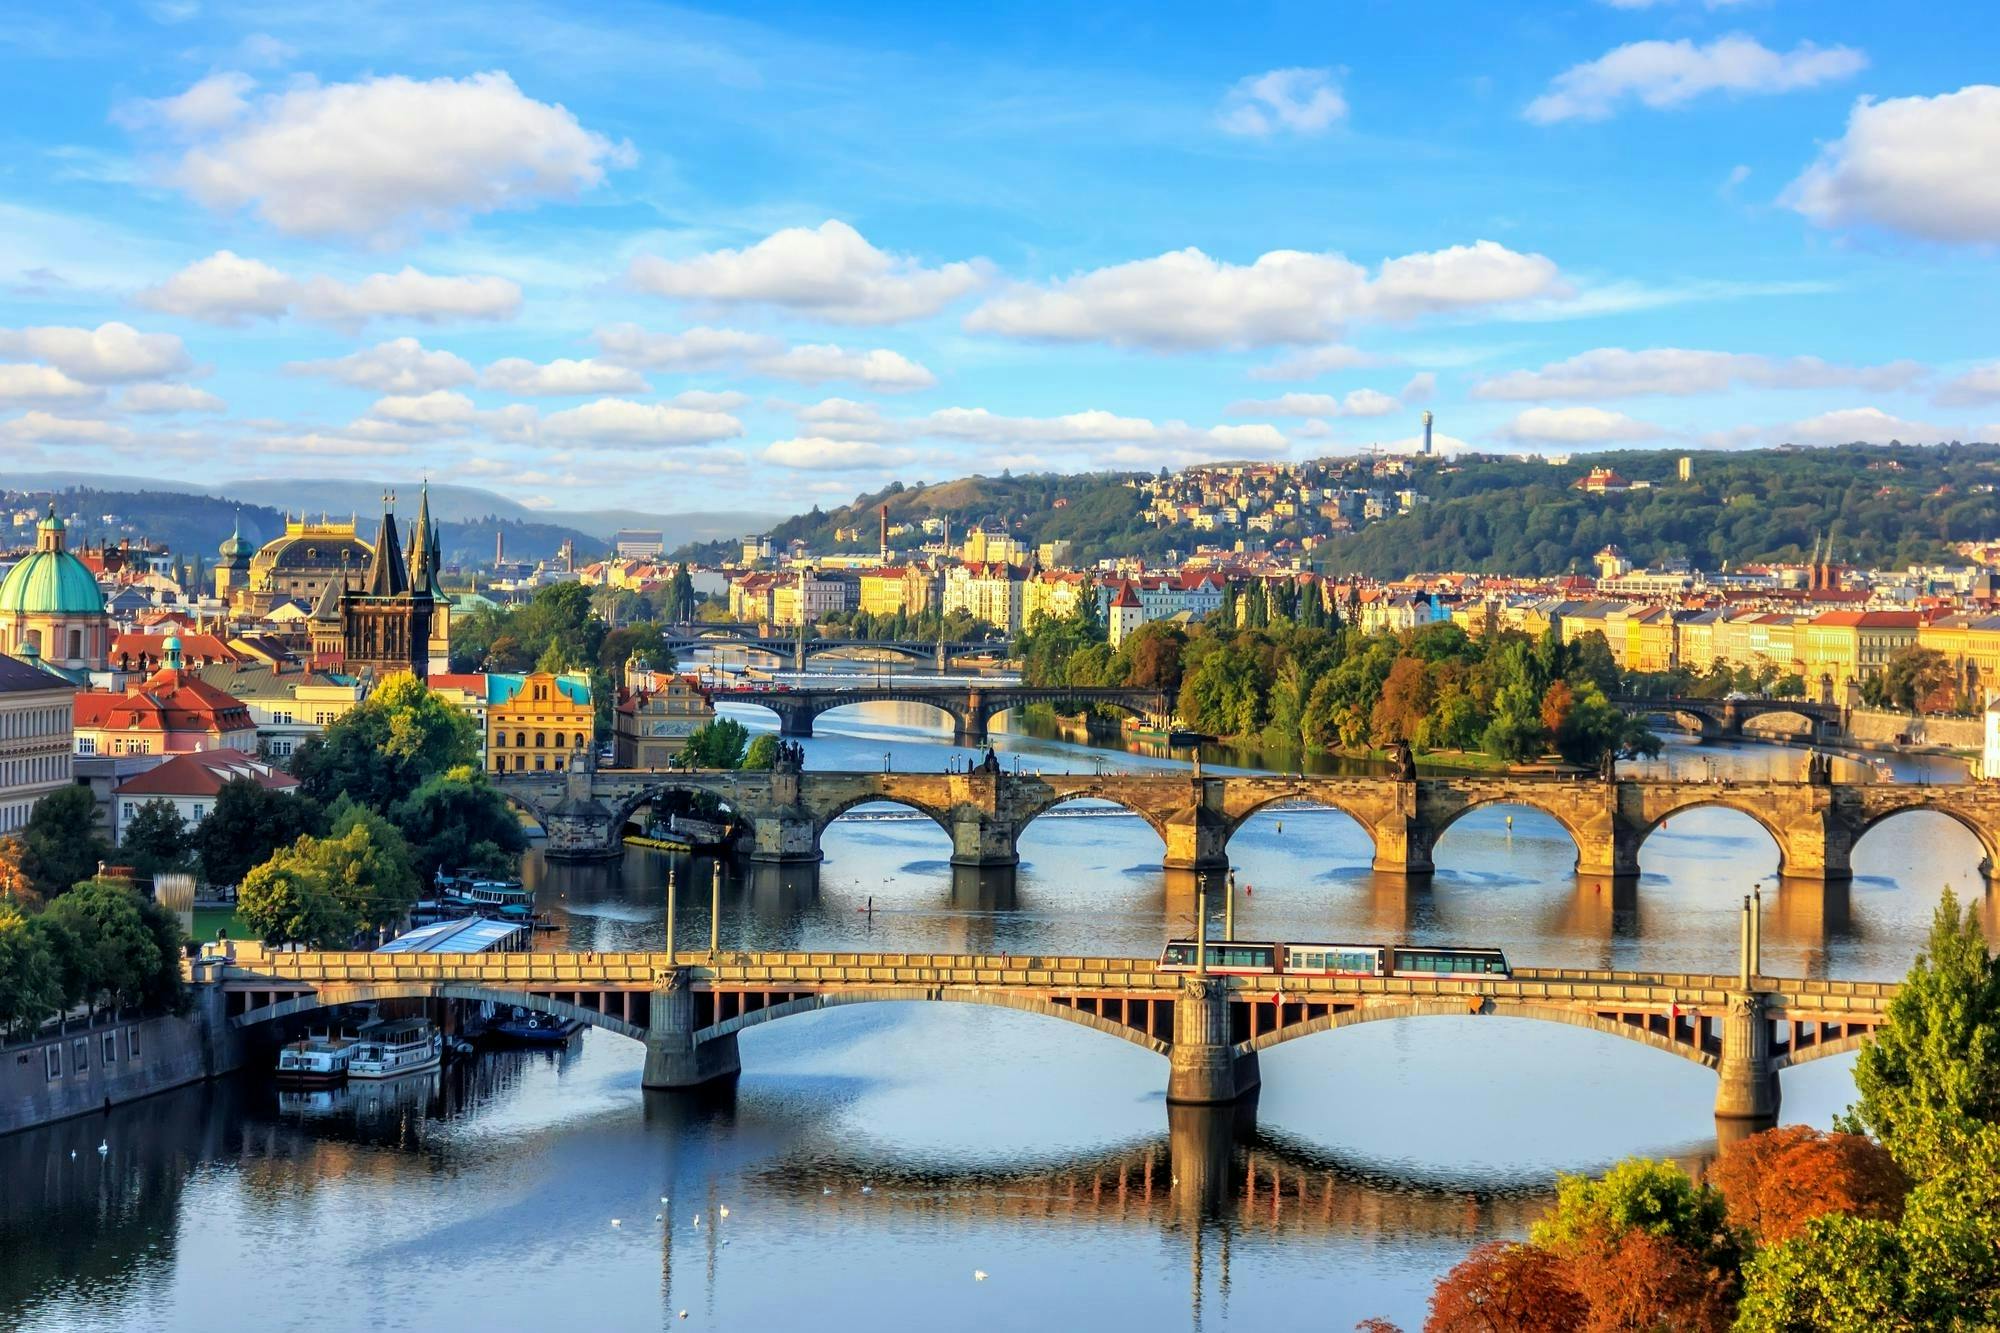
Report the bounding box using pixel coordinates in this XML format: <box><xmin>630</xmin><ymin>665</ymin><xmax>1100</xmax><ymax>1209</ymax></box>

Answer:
<box><xmin>1158</xmin><ymin>941</ymin><xmax>1512</xmax><ymax>979</ymax></box>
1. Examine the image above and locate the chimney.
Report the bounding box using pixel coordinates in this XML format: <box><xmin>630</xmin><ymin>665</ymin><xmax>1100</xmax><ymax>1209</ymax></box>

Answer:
<box><xmin>879</xmin><ymin>504</ymin><xmax>889</xmax><ymax>563</ymax></box>
<box><xmin>495</xmin><ymin>528</ymin><xmax>504</xmax><ymax>569</ymax></box>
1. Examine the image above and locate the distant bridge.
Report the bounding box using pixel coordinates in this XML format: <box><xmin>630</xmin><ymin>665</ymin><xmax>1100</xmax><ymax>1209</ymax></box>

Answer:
<box><xmin>661</xmin><ymin>622</ymin><xmax>1006</xmax><ymax>671</ymax></box>
<box><xmin>497</xmin><ymin>767</ymin><xmax>2000</xmax><ymax>887</ymax></box>
<box><xmin>212</xmin><ymin>935</ymin><xmax>1893</xmax><ymax>1119</ymax></box>
<box><xmin>1613</xmin><ymin>695</ymin><xmax>1843</xmax><ymax>740</ymax></box>
<box><xmin>713</xmin><ymin>683</ymin><xmax>1169</xmax><ymax>745</ymax></box>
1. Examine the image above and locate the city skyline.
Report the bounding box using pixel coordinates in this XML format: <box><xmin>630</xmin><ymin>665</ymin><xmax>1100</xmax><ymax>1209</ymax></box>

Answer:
<box><xmin>2</xmin><ymin>1</ymin><xmax>1996</xmax><ymax>514</ymax></box>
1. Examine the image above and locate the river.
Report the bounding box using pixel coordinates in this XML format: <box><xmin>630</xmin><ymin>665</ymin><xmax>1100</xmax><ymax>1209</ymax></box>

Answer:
<box><xmin>4</xmin><ymin>676</ymin><xmax>1993</xmax><ymax>1332</ymax></box>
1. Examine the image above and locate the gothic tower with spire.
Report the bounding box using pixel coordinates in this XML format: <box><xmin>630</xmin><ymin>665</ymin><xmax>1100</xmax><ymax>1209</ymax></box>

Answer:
<box><xmin>403</xmin><ymin>482</ymin><xmax>453</xmax><ymax>673</ymax></box>
<box><xmin>335</xmin><ymin>493</ymin><xmax>434</xmax><ymax>678</ymax></box>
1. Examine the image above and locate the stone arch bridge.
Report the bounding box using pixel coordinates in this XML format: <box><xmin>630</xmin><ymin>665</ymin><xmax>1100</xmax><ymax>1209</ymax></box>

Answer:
<box><xmin>712</xmin><ymin>684</ymin><xmax>1167</xmax><ymax>745</ymax></box>
<box><xmin>498</xmin><ymin>767</ymin><xmax>2000</xmax><ymax>887</ymax></box>
<box><xmin>1612</xmin><ymin>695</ymin><xmax>1843</xmax><ymax>740</ymax></box>
<box><xmin>662</xmin><ymin>626</ymin><xmax>1005</xmax><ymax>672</ymax></box>
<box><xmin>212</xmin><ymin>943</ymin><xmax>1895</xmax><ymax>1121</ymax></box>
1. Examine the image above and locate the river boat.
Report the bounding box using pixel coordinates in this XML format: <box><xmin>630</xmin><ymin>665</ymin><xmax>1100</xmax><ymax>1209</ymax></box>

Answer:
<box><xmin>347</xmin><ymin>1019</ymin><xmax>444</xmax><ymax>1079</ymax></box>
<box><xmin>484</xmin><ymin>1008</ymin><xmax>584</xmax><ymax>1047</ymax></box>
<box><xmin>275</xmin><ymin>1035</ymin><xmax>357</xmax><ymax>1086</ymax></box>
<box><xmin>440</xmin><ymin>875</ymin><xmax>535</xmax><ymax>921</ymax></box>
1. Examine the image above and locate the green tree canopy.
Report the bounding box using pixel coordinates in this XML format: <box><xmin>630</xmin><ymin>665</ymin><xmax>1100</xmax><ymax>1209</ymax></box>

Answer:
<box><xmin>291</xmin><ymin>675</ymin><xmax>479</xmax><ymax>810</ymax></box>
<box><xmin>680</xmin><ymin>718</ymin><xmax>751</xmax><ymax>770</ymax></box>
<box><xmin>20</xmin><ymin>786</ymin><xmax>108</xmax><ymax>900</ymax></box>
<box><xmin>390</xmin><ymin>767</ymin><xmax>530</xmax><ymax>882</ymax></box>
<box><xmin>39</xmin><ymin>877</ymin><xmax>182</xmax><ymax>1011</ymax></box>
<box><xmin>0</xmin><ymin>901</ymin><xmax>63</xmax><ymax>1036</ymax></box>
<box><xmin>120</xmin><ymin>799</ymin><xmax>193</xmax><ymax>882</ymax></box>
<box><xmin>195</xmin><ymin>779</ymin><xmax>323</xmax><ymax>887</ymax></box>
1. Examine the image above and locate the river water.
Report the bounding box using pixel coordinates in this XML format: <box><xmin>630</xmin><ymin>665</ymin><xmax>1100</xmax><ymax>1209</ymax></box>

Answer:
<box><xmin>5</xmin><ymin>680</ymin><xmax>1993</xmax><ymax>1332</ymax></box>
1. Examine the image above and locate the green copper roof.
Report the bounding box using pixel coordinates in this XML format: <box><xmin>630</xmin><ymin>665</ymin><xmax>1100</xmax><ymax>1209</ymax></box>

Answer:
<box><xmin>0</xmin><ymin>549</ymin><xmax>106</xmax><ymax>616</ymax></box>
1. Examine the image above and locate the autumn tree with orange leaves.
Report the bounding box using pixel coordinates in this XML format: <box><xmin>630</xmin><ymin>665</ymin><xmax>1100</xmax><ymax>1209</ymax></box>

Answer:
<box><xmin>1708</xmin><ymin>1124</ymin><xmax>1908</xmax><ymax>1244</ymax></box>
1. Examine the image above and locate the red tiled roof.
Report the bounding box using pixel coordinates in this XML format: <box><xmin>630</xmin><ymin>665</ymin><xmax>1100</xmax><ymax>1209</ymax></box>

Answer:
<box><xmin>114</xmin><ymin>749</ymin><xmax>297</xmax><ymax>798</ymax></box>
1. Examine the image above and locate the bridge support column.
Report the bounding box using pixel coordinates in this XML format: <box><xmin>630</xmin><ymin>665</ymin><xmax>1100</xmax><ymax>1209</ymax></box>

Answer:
<box><xmin>643</xmin><ymin>974</ymin><xmax>740</xmax><ymax>1090</ymax></box>
<box><xmin>748</xmin><ymin>813</ymin><xmax>823</xmax><ymax>863</ymax></box>
<box><xmin>1774</xmin><ymin>815</ymin><xmax>1854</xmax><ymax>885</ymax></box>
<box><xmin>1368</xmin><ymin>808</ymin><xmax>1434</xmax><ymax>876</ymax></box>
<box><xmin>1161</xmin><ymin>814</ymin><xmax>1230</xmax><ymax>871</ymax></box>
<box><xmin>948</xmin><ymin>811</ymin><xmax>1019</xmax><ymax>868</ymax></box>
<box><xmin>1166</xmin><ymin>978</ymin><xmax>1259</xmax><ymax>1105</ymax></box>
<box><xmin>776</xmin><ymin>709</ymin><xmax>815</xmax><ymax>739</ymax></box>
<box><xmin>1576</xmin><ymin>820</ymin><xmax>1644</xmax><ymax>882</ymax></box>
<box><xmin>1714</xmin><ymin>993</ymin><xmax>1780</xmax><ymax>1120</ymax></box>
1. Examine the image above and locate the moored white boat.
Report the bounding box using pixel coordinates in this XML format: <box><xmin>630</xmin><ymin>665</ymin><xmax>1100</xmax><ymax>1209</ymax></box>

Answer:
<box><xmin>347</xmin><ymin>1019</ymin><xmax>444</xmax><ymax>1080</ymax></box>
<box><xmin>276</xmin><ymin>1036</ymin><xmax>356</xmax><ymax>1086</ymax></box>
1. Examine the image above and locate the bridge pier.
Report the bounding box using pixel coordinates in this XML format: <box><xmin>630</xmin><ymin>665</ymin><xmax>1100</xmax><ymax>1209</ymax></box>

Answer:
<box><xmin>777</xmin><ymin>710</ymin><xmax>815</xmax><ymax>739</ymax></box>
<box><xmin>642</xmin><ymin>974</ymin><xmax>741</xmax><ymax>1090</ymax></box>
<box><xmin>1161</xmin><ymin>814</ymin><xmax>1230</xmax><ymax>871</ymax></box>
<box><xmin>1166</xmin><ymin>978</ymin><xmax>1260</xmax><ymax>1105</ymax></box>
<box><xmin>952</xmin><ymin>719</ymin><xmax>989</xmax><ymax>747</ymax></box>
<box><xmin>1576</xmin><ymin>822</ymin><xmax>1644</xmax><ymax>882</ymax></box>
<box><xmin>1714</xmin><ymin>993</ymin><xmax>1780</xmax><ymax>1120</ymax></box>
<box><xmin>948</xmin><ymin>811</ymin><xmax>1019</xmax><ymax>868</ymax></box>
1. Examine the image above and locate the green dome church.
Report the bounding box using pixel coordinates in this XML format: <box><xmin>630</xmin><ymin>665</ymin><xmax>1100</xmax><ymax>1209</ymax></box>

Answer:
<box><xmin>0</xmin><ymin>505</ymin><xmax>110</xmax><ymax>674</ymax></box>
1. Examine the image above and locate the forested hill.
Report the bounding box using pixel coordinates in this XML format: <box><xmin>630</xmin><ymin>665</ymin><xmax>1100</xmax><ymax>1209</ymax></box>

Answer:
<box><xmin>1321</xmin><ymin>443</ymin><xmax>2000</xmax><ymax>576</ymax></box>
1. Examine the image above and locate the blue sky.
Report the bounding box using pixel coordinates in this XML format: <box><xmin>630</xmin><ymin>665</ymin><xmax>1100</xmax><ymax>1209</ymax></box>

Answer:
<box><xmin>1</xmin><ymin>0</ymin><xmax>1995</xmax><ymax>514</ymax></box>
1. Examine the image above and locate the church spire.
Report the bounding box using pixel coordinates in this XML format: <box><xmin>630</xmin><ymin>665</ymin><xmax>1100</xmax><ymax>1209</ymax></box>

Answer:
<box><xmin>363</xmin><ymin>491</ymin><xmax>409</xmax><ymax>598</ymax></box>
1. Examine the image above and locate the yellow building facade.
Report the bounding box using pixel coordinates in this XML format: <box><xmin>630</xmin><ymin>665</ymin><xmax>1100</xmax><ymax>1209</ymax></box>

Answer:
<box><xmin>486</xmin><ymin>670</ymin><xmax>594</xmax><ymax>774</ymax></box>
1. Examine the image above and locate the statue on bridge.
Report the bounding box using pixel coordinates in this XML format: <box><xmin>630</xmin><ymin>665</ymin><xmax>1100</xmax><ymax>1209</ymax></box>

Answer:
<box><xmin>774</xmin><ymin>739</ymin><xmax>806</xmax><ymax>773</ymax></box>
<box><xmin>978</xmin><ymin>746</ymin><xmax>1003</xmax><ymax>775</ymax></box>
<box><xmin>1599</xmin><ymin>749</ymin><xmax>1617</xmax><ymax>783</ymax></box>
<box><xmin>1387</xmin><ymin>740</ymin><xmax>1416</xmax><ymax>781</ymax></box>
<box><xmin>1803</xmin><ymin>750</ymin><xmax>1833</xmax><ymax>785</ymax></box>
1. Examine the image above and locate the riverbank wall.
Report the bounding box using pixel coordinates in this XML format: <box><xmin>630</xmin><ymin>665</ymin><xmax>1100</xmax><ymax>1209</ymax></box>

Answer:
<box><xmin>0</xmin><ymin>981</ymin><xmax>245</xmax><ymax>1138</ymax></box>
<box><xmin>1844</xmin><ymin>707</ymin><xmax>1983</xmax><ymax>752</ymax></box>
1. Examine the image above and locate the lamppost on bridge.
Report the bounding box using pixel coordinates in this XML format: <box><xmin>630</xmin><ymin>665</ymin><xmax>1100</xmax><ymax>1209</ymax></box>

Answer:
<box><xmin>1224</xmin><ymin>869</ymin><xmax>1236</xmax><ymax>942</ymax></box>
<box><xmin>665</xmin><ymin>867</ymin><xmax>678</xmax><ymax>967</ymax></box>
<box><xmin>1195</xmin><ymin>875</ymin><xmax>1209</xmax><ymax>975</ymax></box>
<box><xmin>710</xmin><ymin>861</ymin><xmax>722</xmax><ymax>957</ymax></box>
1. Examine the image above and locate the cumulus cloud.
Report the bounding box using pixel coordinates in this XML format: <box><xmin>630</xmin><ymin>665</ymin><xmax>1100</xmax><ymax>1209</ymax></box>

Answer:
<box><xmin>480</xmin><ymin>357</ymin><xmax>648</xmax><ymax>396</ymax></box>
<box><xmin>537</xmin><ymin>397</ymin><xmax>744</xmax><ymax>448</ymax></box>
<box><xmin>1248</xmin><ymin>344</ymin><xmax>1379</xmax><ymax>381</ymax></box>
<box><xmin>672</xmin><ymin>389</ymin><xmax>750</xmax><ymax>412</ymax></box>
<box><xmin>921</xmin><ymin>406</ymin><xmax>1288</xmax><ymax>467</ymax></box>
<box><xmin>1784</xmin><ymin>406</ymin><xmax>1953</xmax><ymax>445</ymax></box>
<box><xmin>139</xmin><ymin>251</ymin><xmax>520</xmax><ymax>328</ymax></box>
<box><xmin>762</xmin><ymin>437</ymin><xmax>915</xmax><ymax>471</ymax></box>
<box><xmin>117</xmin><ymin>382</ymin><xmax>225</xmax><ymax>413</ymax></box>
<box><xmin>133</xmin><ymin>70</ymin><xmax>630</xmax><ymax>241</ymax></box>
<box><xmin>1402</xmin><ymin>371</ymin><xmax>1437</xmax><ymax>403</ymax></box>
<box><xmin>752</xmin><ymin>344</ymin><xmax>935</xmax><ymax>391</ymax></box>
<box><xmin>965</xmin><ymin>240</ymin><xmax>1561</xmax><ymax>350</ymax></box>
<box><xmin>629</xmin><ymin>220</ymin><xmax>987</xmax><ymax>325</ymax></box>
<box><xmin>286</xmin><ymin>337</ymin><xmax>476</xmax><ymax>393</ymax></box>
<box><xmin>594</xmin><ymin>323</ymin><xmax>783</xmax><ymax>370</ymax></box>
<box><xmin>0</xmin><ymin>412</ymin><xmax>135</xmax><ymax>446</ymax></box>
<box><xmin>1506</xmin><ymin>406</ymin><xmax>1663</xmax><ymax>443</ymax></box>
<box><xmin>366</xmin><ymin>390</ymin><xmax>478</xmax><ymax>428</ymax></box>
<box><xmin>1475</xmin><ymin>347</ymin><xmax>1925</xmax><ymax>400</ymax></box>
<box><xmin>1786</xmin><ymin>86</ymin><xmax>2000</xmax><ymax>244</ymax></box>
<box><xmin>0</xmin><ymin>363</ymin><xmax>103</xmax><ymax>407</ymax></box>
<box><xmin>0</xmin><ymin>321</ymin><xmax>192</xmax><ymax>382</ymax></box>
<box><xmin>1218</xmin><ymin>68</ymin><xmax>1348</xmax><ymax>136</ymax></box>
<box><xmin>1226</xmin><ymin>388</ymin><xmax>1400</xmax><ymax>418</ymax></box>
<box><xmin>1525</xmin><ymin>35</ymin><xmax>1865</xmax><ymax>124</ymax></box>
<box><xmin>1936</xmin><ymin>361</ymin><xmax>2000</xmax><ymax>407</ymax></box>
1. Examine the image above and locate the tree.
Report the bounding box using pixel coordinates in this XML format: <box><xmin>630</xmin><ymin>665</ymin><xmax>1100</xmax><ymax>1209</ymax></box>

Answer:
<box><xmin>1708</xmin><ymin>1125</ymin><xmax>1908</xmax><ymax>1245</ymax></box>
<box><xmin>120</xmin><ymin>800</ymin><xmax>193</xmax><ymax>882</ymax></box>
<box><xmin>19</xmin><ymin>786</ymin><xmax>108</xmax><ymax>899</ymax></box>
<box><xmin>742</xmin><ymin>733</ymin><xmax>780</xmax><ymax>771</ymax></box>
<box><xmin>390</xmin><ymin>767</ymin><xmax>530</xmax><ymax>882</ymax></box>
<box><xmin>195</xmin><ymin>779</ymin><xmax>322</xmax><ymax>887</ymax></box>
<box><xmin>681</xmin><ymin>718</ymin><xmax>751</xmax><ymax>770</ymax></box>
<box><xmin>1372</xmin><ymin>657</ymin><xmax>1436</xmax><ymax>746</ymax></box>
<box><xmin>1844</xmin><ymin>888</ymin><xmax>2000</xmax><ymax>1178</ymax></box>
<box><xmin>291</xmin><ymin>674</ymin><xmax>479</xmax><ymax>812</ymax></box>
<box><xmin>0</xmin><ymin>901</ymin><xmax>61</xmax><ymax>1036</ymax></box>
<box><xmin>665</xmin><ymin>563</ymin><xmax>698</xmax><ymax>623</ymax></box>
<box><xmin>1425</xmin><ymin>1242</ymin><xmax>1587</xmax><ymax>1332</ymax></box>
<box><xmin>1567</xmin><ymin>1229</ymin><xmax>1735</xmax><ymax>1333</ymax></box>
<box><xmin>1879</xmin><ymin>645</ymin><xmax>1955</xmax><ymax>713</ymax></box>
<box><xmin>1530</xmin><ymin>1158</ymin><xmax>1734</xmax><ymax>1268</ymax></box>
<box><xmin>40</xmin><ymin>878</ymin><xmax>181</xmax><ymax>1011</ymax></box>
<box><xmin>322</xmin><ymin>802</ymin><xmax>421</xmax><ymax>930</ymax></box>
<box><xmin>0</xmin><ymin>834</ymin><xmax>36</xmax><ymax>905</ymax></box>
<box><xmin>237</xmin><ymin>841</ymin><xmax>358</xmax><ymax>947</ymax></box>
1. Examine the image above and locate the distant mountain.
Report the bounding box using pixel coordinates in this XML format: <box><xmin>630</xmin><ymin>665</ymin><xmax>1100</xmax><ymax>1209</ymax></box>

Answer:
<box><xmin>5</xmin><ymin>472</ymin><xmax>780</xmax><ymax>547</ymax></box>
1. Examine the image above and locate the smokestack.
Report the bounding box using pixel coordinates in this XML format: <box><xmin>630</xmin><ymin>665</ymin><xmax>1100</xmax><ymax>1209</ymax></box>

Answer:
<box><xmin>495</xmin><ymin>528</ymin><xmax>504</xmax><ymax>570</ymax></box>
<box><xmin>1422</xmin><ymin>410</ymin><xmax>1434</xmax><ymax>457</ymax></box>
<box><xmin>880</xmin><ymin>504</ymin><xmax>889</xmax><ymax>563</ymax></box>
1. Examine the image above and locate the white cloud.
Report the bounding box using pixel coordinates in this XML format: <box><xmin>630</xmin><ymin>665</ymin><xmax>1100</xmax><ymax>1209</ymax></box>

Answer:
<box><xmin>752</xmin><ymin>344</ymin><xmax>936</xmax><ymax>391</ymax></box>
<box><xmin>0</xmin><ymin>321</ymin><xmax>192</xmax><ymax>383</ymax></box>
<box><xmin>0</xmin><ymin>364</ymin><xmax>103</xmax><ymax>407</ymax></box>
<box><xmin>594</xmin><ymin>323</ymin><xmax>783</xmax><ymax>370</ymax></box>
<box><xmin>672</xmin><ymin>389</ymin><xmax>750</xmax><ymax>412</ymax></box>
<box><xmin>1506</xmin><ymin>406</ymin><xmax>1663</xmax><ymax>443</ymax></box>
<box><xmin>1526</xmin><ymin>35</ymin><xmax>1865</xmax><ymax>124</ymax></box>
<box><xmin>762</xmin><ymin>437</ymin><xmax>914</xmax><ymax>471</ymax></box>
<box><xmin>119</xmin><ymin>71</ymin><xmax>256</xmax><ymax>134</ymax></box>
<box><xmin>140</xmin><ymin>70</ymin><xmax>630</xmax><ymax>241</ymax></box>
<box><xmin>1226</xmin><ymin>388</ymin><xmax>1399</xmax><ymax>418</ymax></box>
<box><xmin>1475</xmin><ymin>347</ymin><xmax>1925</xmax><ymax>400</ymax></box>
<box><xmin>538</xmin><ymin>397</ymin><xmax>744</xmax><ymax>448</ymax></box>
<box><xmin>629</xmin><ymin>220</ymin><xmax>987</xmax><ymax>325</ymax></box>
<box><xmin>1937</xmin><ymin>361</ymin><xmax>2000</xmax><ymax>407</ymax></box>
<box><xmin>1402</xmin><ymin>372</ymin><xmax>1437</xmax><ymax>403</ymax></box>
<box><xmin>481</xmin><ymin>357</ymin><xmax>649</xmax><ymax>396</ymax></box>
<box><xmin>298</xmin><ymin>268</ymin><xmax>521</xmax><ymax>329</ymax></box>
<box><xmin>286</xmin><ymin>338</ymin><xmax>476</xmax><ymax>393</ymax></box>
<box><xmin>118</xmin><ymin>383</ymin><xmax>225</xmax><ymax>413</ymax></box>
<box><xmin>1786</xmin><ymin>86</ymin><xmax>2000</xmax><ymax>244</ymax></box>
<box><xmin>0</xmin><ymin>412</ymin><xmax>135</xmax><ymax>446</ymax></box>
<box><xmin>139</xmin><ymin>251</ymin><xmax>521</xmax><ymax>328</ymax></box>
<box><xmin>136</xmin><ymin>249</ymin><xmax>294</xmax><ymax>324</ymax></box>
<box><xmin>1785</xmin><ymin>406</ymin><xmax>1952</xmax><ymax>445</ymax></box>
<box><xmin>1248</xmin><ymin>344</ymin><xmax>1379</xmax><ymax>381</ymax></box>
<box><xmin>1218</xmin><ymin>68</ymin><xmax>1347</xmax><ymax>137</ymax></box>
<box><xmin>1342</xmin><ymin>388</ymin><xmax>1399</xmax><ymax>417</ymax></box>
<box><xmin>920</xmin><ymin>406</ymin><xmax>1288</xmax><ymax>467</ymax></box>
<box><xmin>794</xmin><ymin>397</ymin><xmax>899</xmax><ymax>440</ymax></box>
<box><xmin>964</xmin><ymin>240</ymin><xmax>1561</xmax><ymax>350</ymax></box>
<box><xmin>367</xmin><ymin>390</ymin><xmax>477</xmax><ymax>428</ymax></box>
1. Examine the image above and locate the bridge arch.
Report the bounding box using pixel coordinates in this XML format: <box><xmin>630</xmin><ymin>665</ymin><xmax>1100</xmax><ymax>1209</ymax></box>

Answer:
<box><xmin>1426</xmin><ymin>796</ymin><xmax>1592</xmax><ymax>871</ymax></box>
<box><xmin>978</xmin><ymin>691</ymin><xmax>1157</xmax><ymax>734</ymax></box>
<box><xmin>1239</xmin><ymin>998</ymin><xmax>1718</xmax><ymax>1068</ymax></box>
<box><xmin>608</xmin><ymin>780</ymin><xmax>755</xmax><ymax>841</ymax></box>
<box><xmin>1849</xmin><ymin>801</ymin><xmax>2000</xmax><ymax>876</ymax></box>
<box><xmin>1771</xmin><ymin>1031</ymin><xmax>1874</xmax><ymax>1072</ymax></box>
<box><xmin>691</xmin><ymin>987</ymin><xmax>1170</xmax><ymax>1055</ymax></box>
<box><xmin>812</xmin><ymin>789</ymin><xmax>958</xmax><ymax>841</ymax></box>
<box><xmin>1015</xmin><ymin>788</ymin><xmax>1173</xmax><ymax>847</ymax></box>
<box><xmin>1219</xmin><ymin>787</ymin><xmax>1387</xmax><ymax>853</ymax></box>
<box><xmin>230</xmin><ymin>983</ymin><xmax>648</xmax><ymax>1042</ymax></box>
<box><xmin>1632</xmin><ymin>796</ymin><xmax>1792</xmax><ymax>875</ymax></box>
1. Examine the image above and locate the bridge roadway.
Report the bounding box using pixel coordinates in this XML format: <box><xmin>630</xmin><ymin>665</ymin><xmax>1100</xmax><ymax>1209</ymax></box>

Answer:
<box><xmin>500</xmin><ymin>765</ymin><xmax>2000</xmax><ymax>889</ymax></box>
<box><xmin>1612</xmin><ymin>695</ymin><xmax>1844</xmax><ymax>740</ymax></box>
<box><xmin>661</xmin><ymin>623</ymin><xmax>1005</xmax><ymax>671</ymax></box>
<box><xmin>713</xmin><ymin>683</ymin><xmax>1168</xmax><ymax>745</ymax></box>
<box><xmin>211</xmin><ymin>938</ymin><xmax>1893</xmax><ymax>1120</ymax></box>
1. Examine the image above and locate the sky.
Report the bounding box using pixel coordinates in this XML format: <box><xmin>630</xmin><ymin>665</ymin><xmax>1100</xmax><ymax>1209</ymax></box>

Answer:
<box><xmin>1</xmin><ymin>0</ymin><xmax>1996</xmax><ymax>516</ymax></box>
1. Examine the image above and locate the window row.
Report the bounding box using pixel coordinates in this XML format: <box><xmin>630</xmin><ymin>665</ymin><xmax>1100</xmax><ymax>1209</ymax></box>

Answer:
<box><xmin>42</xmin><ymin>1027</ymin><xmax>142</xmax><ymax>1081</ymax></box>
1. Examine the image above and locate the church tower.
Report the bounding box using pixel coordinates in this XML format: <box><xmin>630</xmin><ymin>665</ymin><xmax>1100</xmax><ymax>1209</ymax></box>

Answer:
<box><xmin>337</xmin><ymin>494</ymin><xmax>433</xmax><ymax>678</ymax></box>
<box><xmin>403</xmin><ymin>482</ymin><xmax>452</xmax><ymax>674</ymax></box>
